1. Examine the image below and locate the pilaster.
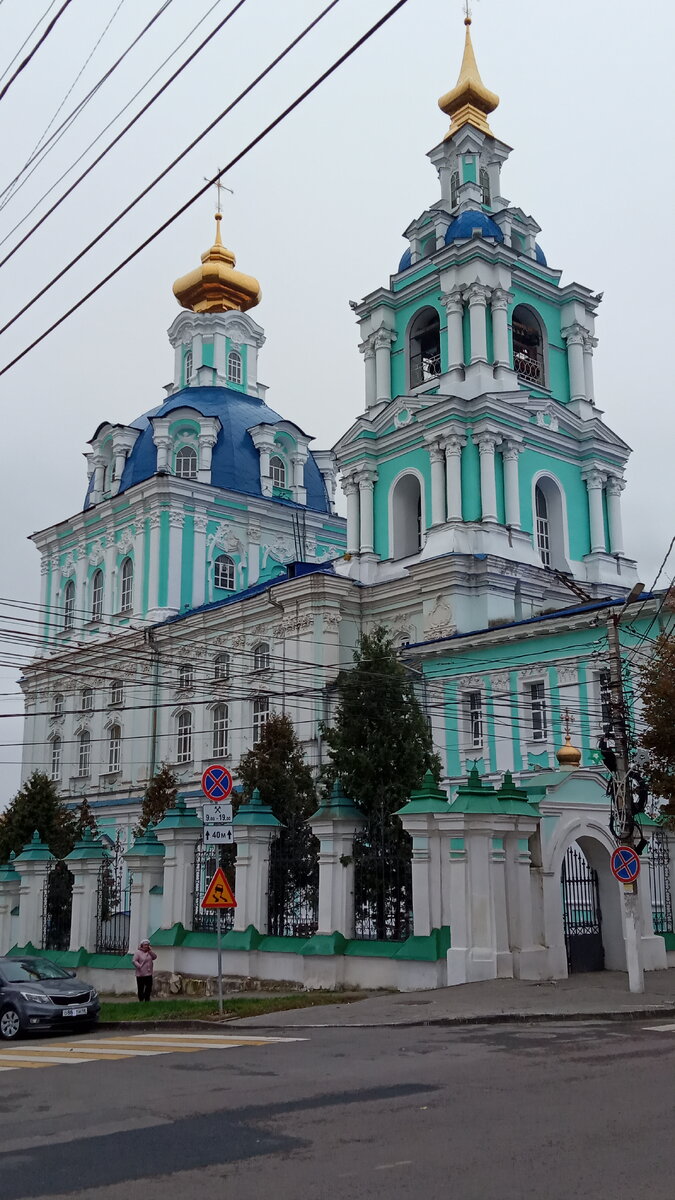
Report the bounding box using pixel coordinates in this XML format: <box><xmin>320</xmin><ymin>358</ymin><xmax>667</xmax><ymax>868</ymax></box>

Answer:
<box><xmin>0</xmin><ymin>855</ymin><xmax>21</xmax><ymax>953</ymax></box>
<box><xmin>155</xmin><ymin>799</ymin><xmax>203</xmax><ymax>931</ymax></box>
<box><xmin>14</xmin><ymin>832</ymin><xmax>55</xmax><ymax>950</ymax></box>
<box><xmin>309</xmin><ymin>781</ymin><xmax>364</xmax><ymax>937</ymax></box>
<box><xmin>562</xmin><ymin>323</ymin><xmax>587</xmax><ymax>403</ymax></box>
<box><xmin>125</xmin><ymin>825</ymin><xmax>165</xmax><ymax>949</ymax></box>
<box><xmin>232</xmin><ymin>789</ymin><xmax>281</xmax><ymax>934</ymax></box>
<box><xmin>464</xmin><ymin>283</ymin><xmax>491</xmax><ymax>364</ymax></box>
<box><xmin>65</xmin><ymin>829</ymin><xmax>109</xmax><ymax>953</ymax></box>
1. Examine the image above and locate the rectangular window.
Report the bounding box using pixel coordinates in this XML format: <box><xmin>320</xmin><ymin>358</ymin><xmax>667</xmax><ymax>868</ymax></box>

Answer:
<box><xmin>253</xmin><ymin>696</ymin><xmax>269</xmax><ymax>745</ymax></box>
<box><xmin>212</xmin><ymin>705</ymin><xmax>229</xmax><ymax>758</ymax></box>
<box><xmin>50</xmin><ymin>740</ymin><xmax>61</xmax><ymax>782</ymax></box>
<box><xmin>529</xmin><ymin>681</ymin><xmax>547</xmax><ymax>742</ymax></box>
<box><xmin>78</xmin><ymin>734</ymin><xmax>91</xmax><ymax>777</ymax></box>
<box><xmin>176</xmin><ymin>712</ymin><xmax>192</xmax><ymax>763</ymax></box>
<box><xmin>598</xmin><ymin>669</ymin><xmax>613</xmax><ymax>734</ymax></box>
<box><xmin>108</xmin><ymin>728</ymin><xmax>121</xmax><ymax>773</ymax></box>
<box><xmin>465</xmin><ymin>691</ymin><xmax>483</xmax><ymax>748</ymax></box>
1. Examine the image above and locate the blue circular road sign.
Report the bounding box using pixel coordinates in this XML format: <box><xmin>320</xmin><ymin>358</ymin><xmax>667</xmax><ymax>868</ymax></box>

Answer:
<box><xmin>610</xmin><ymin>845</ymin><xmax>641</xmax><ymax>883</ymax></box>
<box><xmin>201</xmin><ymin>764</ymin><xmax>233</xmax><ymax>801</ymax></box>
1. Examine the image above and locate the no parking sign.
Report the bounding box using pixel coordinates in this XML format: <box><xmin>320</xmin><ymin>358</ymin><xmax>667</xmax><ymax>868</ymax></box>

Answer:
<box><xmin>610</xmin><ymin>845</ymin><xmax>641</xmax><ymax>884</ymax></box>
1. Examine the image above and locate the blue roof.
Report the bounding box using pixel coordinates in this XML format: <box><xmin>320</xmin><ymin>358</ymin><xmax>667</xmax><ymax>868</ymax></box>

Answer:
<box><xmin>85</xmin><ymin>386</ymin><xmax>330</xmax><ymax>513</ymax></box>
<box><xmin>535</xmin><ymin>242</ymin><xmax>548</xmax><ymax>266</ymax></box>
<box><xmin>398</xmin><ymin>247</ymin><xmax>412</xmax><ymax>272</ymax></box>
<box><xmin>444</xmin><ymin>210</ymin><xmax>504</xmax><ymax>245</ymax></box>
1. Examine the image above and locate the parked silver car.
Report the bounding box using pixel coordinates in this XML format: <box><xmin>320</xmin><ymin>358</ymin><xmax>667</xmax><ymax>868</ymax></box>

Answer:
<box><xmin>0</xmin><ymin>956</ymin><xmax>100</xmax><ymax>1040</ymax></box>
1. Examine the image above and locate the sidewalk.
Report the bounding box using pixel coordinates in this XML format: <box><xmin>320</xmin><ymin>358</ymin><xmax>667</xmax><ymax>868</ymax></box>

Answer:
<box><xmin>226</xmin><ymin>970</ymin><xmax>675</xmax><ymax>1029</ymax></box>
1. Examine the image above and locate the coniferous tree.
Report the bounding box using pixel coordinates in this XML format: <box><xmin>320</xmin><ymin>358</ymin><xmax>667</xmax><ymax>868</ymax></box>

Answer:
<box><xmin>73</xmin><ymin>795</ymin><xmax>99</xmax><ymax>840</ymax></box>
<box><xmin>0</xmin><ymin>771</ymin><xmax>76</xmax><ymax>863</ymax></box>
<box><xmin>238</xmin><ymin>712</ymin><xmax>316</xmax><ymax>823</ymax></box>
<box><xmin>639</xmin><ymin>633</ymin><xmax>675</xmax><ymax>818</ymax></box>
<box><xmin>134</xmin><ymin>764</ymin><xmax>178</xmax><ymax>836</ymax></box>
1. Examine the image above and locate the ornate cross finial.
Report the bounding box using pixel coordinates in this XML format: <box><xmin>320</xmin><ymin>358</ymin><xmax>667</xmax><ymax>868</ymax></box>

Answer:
<box><xmin>562</xmin><ymin>708</ymin><xmax>575</xmax><ymax>739</ymax></box>
<box><xmin>463</xmin><ymin>0</ymin><xmax>478</xmax><ymax>23</ymax></box>
<box><xmin>204</xmin><ymin>171</ymin><xmax>233</xmax><ymax>215</ymax></box>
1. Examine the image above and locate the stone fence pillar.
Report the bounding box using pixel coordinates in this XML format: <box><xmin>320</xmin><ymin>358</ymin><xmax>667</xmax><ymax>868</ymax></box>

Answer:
<box><xmin>65</xmin><ymin>829</ymin><xmax>110</xmax><ymax>953</ymax></box>
<box><xmin>232</xmin><ymin>789</ymin><xmax>280</xmax><ymax>934</ymax></box>
<box><xmin>397</xmin><ymin>772</ymin><xmax>451</xmax><ymax>937</ymax></box>
<box><xmin>0</xmin><ymin>854</ymin><xmax>21</xmax><ymax>953</ymax></box>
<box><xmin>310</xmin><ymin>781</ymin><xmax>364</xmax><ymax>938</ymax></box>
<box><xmin>155</xmin><ymin>799</ymin><xmax>203</xmax><ymax>932</ymax></box>
<box><xmin>14</xmin><ymin>831</ymin><xmax>54</xmax><ymax>949</ymax></box>
<box><xmin>125</xmin><ymin>825</ymin><xmax>165</xmax><ymax>950</ymax></box>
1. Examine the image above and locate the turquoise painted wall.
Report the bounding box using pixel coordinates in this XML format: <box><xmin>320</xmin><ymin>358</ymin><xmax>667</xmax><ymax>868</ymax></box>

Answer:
<box><xmin>142</xmin><ymin>518</ymin><xmax>150</xmax><ymax>616</ymax></box>
<box><xmin>157</xmin><ymin>511</ymin><xmax>170</xmax><ymax>609</ymax></box>
<box><xmin>372</xmin><ymin>445</ymin><xmax>431</xmax><ymax>560</ymax></box>
<box><xmin>461</xmin><ymin>435</ymin><xmax>481</xmax><ymax>522</ymax></box>
<box><xmin>518</xmin><ymin>448</ymin><xmax>590</xmax><ymax>561</ymax></box>
<box><xmin>180</xmin><ymin>515</ymin><xmax>194</xmax><ymax>610</ymax></box>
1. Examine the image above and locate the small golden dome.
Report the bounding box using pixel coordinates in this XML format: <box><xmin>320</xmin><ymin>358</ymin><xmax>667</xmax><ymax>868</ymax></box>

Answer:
<box><xmin>438</xmin><ymin>17</ymin><xmax>499</xmax><ymax>140</ymax></box>
<box><xmin>556</xmin><ymin>734</ymin><xmax>582</xmax><ymax>769</ymax></box>
<box><xmin>173</xmin><ymin>213</ymin><xmax>261</xmax><ymax>314</ymax></box>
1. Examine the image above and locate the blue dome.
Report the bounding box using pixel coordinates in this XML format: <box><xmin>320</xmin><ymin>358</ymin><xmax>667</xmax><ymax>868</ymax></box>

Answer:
<box><xmin>398</xmin><ymin>246</ymin><xmax>412</xmax><ymax>272</ymax></box>
<box><xmin>86</xmin><ymin>387</ymin><xmax>330</xmax><ymax>513</ymax></box>
<box><xmin>444</xmin><ymin>210</ymin><xmax>504</xmax><ymax>245</ymax></box>
<box><xmin>535</xmin><ymin>242</ymin><xmax>548</xmax><ymax>266</ymax></box>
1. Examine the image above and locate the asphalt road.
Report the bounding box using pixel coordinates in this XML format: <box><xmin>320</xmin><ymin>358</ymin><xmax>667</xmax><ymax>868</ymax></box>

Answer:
<box><xmin>1</xmin><ymin>1019</ymin><xmax>675</xmax><ymax>1200</ymax></box>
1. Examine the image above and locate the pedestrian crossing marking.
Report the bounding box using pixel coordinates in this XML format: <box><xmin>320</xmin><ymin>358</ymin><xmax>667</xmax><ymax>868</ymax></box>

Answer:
<box><xmin>0</xmin><ymin>1031</ymin><xmax>299</xmax><ymax>1072</ymax></box>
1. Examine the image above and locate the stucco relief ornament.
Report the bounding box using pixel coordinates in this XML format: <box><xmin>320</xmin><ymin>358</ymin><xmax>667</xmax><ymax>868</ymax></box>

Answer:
<box><xmin>210</xmin><ymin>522</ymin><xmax>245</xmax><ymax>558</ymax></box>
<box><xmin>556</xmin><ymin>664</ymin><xmax>578</xmax><ymax>686</ymax></box>
<box><xmin>322</xmin><ymin>610</ymin><xmax>341</xmax><ymax>630</ymax></box>
<box><xmin>304</xmin><ymin>534</ymin><xmax>317</xmax><ymax>558</ymax></box>
<box><xmin>535</xmin><ymin>406</ymin><xmax>559</xmax><ymax>432</ymax></box>
<box><xmin>424</xmin><ymin>595</ymin><xmax>454</xmax><ymax>638</ymax></box>
<box><xmin>62</xmin><ymin>553</ymin><xmax>76</xmax><ymax>578</ymax></box>
<box><xmin>263</xmin><ymin>537</ymin><xmax>294</xmax><ymax>566</ymax></box>
<box><xmin>315</xmin><ymin>544</ymin><xmax>343</xmax><ymax>563</ymax></box>
<box><xmin>491</xmin><ymin>672</ymin><xmax>510</xmax><ymax>694</ymax></box>
<box><xmin>88</xmin><ymin>541</ymin><xmax>105</xmax><ymax>567</ymax></box>
<box><xmin>247</xmin><ymin>524</ymin><xmax>261</xmax><ymax>542</ymax></box>
<box><xmin>117</xmin><ymin>528</ymin><xmax>135</xmax><ymax>555</ymax></box>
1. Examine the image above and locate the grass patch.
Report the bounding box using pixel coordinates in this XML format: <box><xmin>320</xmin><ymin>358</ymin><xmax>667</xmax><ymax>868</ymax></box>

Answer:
<box><xmin>98</xmin><ymin>992</ymin><xmax>360</xmax><ymax>1023</ymax></box>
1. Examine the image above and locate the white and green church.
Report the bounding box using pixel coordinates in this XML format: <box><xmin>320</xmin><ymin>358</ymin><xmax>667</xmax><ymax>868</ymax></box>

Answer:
<box><xmin>12</xmin><ymin>17</ymin><xmax>674</xmax><ymax>991</ymax></box>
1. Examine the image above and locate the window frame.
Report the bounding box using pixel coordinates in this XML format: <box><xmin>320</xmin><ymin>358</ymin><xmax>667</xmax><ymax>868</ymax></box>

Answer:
<box><xmin>176</xmin><ymin>710</ymin><xmax>193</xmax><ymax>763</ymax></box>
<box><xmin>81</xmin><ymin>687</ymin><xmax>93</xmax><ymax>713</ymax></box>
<box><xmin>110</xmin><ymin>679</ymin><xmax>124</xmax><ymax>708</ymax></box>
<box><xmin>252</xmin><ymin>696</ymin><xmax>270</xmax><ymax>745</ymax></box>
<box><xmin>108</xmin><ymin>724</ymin><xmax>121</xmax><ymax>773</ymax></box>
<box><xmin>227</xmin><ymin>348</ymin><xmax>242</xmax><ymax>384</ymax></box>
<box><xmin>53</xmin><ymin>693</ymin><xmax>64</xmax><ymax>719</ymax></box>
<box><xmin>269</xmin><ymin>455</ymin><xmax>286</xmax><ymax>489</ymax></box>
<box><xmin>50</xmin><ymin>737</ymin><xmax>62</xmax><ymax>782</ymax></box>
<box><xmin>408</xmin><ymin>307</ymin><xmax>442</xmax><ymax>390</ymax></box>
<box><xmin>63</xmin><ymin>581</ymin><xmax>75</xmax><ymax>630</ymax></box>
<box><xmin>214</xmin><ymin>652</ymin><xmax>230</xmax><ymax>681</ymax></box>
<box><xmin>214</xmin><ymin>554</ymin><xmax>235</xmax><ymax>591</ymax></box>
<box><xmin>184</xmin><ymin>347</ymin><xmax>193</xmax><ymax>384</ymax></box>
<box><xmin>535</xmin><ymin>484</ymin><xmax>551</xmax><ymax>567</ymax></box>
<box><xmin>120</xmin><ymin>557</ymin><xmax>134</xmax><ymax>613</ymax></box>
<box><xmin>78</xmin><ymin>730</ymin><xmax>91</xmax><ymax>777</ymax></box>
<box><xmin>212</xmin><ymin>703</ymin><xmax>229</xmax><ymax>758</ymax></box>
<box><xmin>512</xmin><ymin>304</ymin><xmax>547</xmax><ymax>388</ymax></box>
<box><xmin>175</xmin><ymin>445</ymin><xmax>198</xmax><ymax>480</ymax></box>
<box><xmin>252</xmin><ymin>642</ymin><xmax>271</xmax><ymax>672</ymax></box>
<box><xmin>91</xmin><ymin>569</ymin><xmax>104</xmax><ymax>623</ymax></box>
<box><xmin>529</xmin><ymin>680</ymin><xmax>548</xmax><ymax>743</ymax></box>
<box><xmin>178</xmin><ymin>662</ymin><xmax>194</xmax><ymax>691</ymax></box>
<box><xmin>465</xmin><ymin>690</ymin><xmax>484</xmax><ymax>749</ymax></box>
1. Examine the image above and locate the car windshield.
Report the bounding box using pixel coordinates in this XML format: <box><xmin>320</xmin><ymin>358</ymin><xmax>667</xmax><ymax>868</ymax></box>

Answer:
<box><xmin>0</xmin><ymin>959</ymin><xmax>71</xmax><ymax>983</ymax></box>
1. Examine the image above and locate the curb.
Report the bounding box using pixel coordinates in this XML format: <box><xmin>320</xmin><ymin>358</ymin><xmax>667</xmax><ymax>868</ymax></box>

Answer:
<box><xmin>97</xmin><ymin>1018</ymin><xmax>245</xmax><ymax>1032</ymax></box>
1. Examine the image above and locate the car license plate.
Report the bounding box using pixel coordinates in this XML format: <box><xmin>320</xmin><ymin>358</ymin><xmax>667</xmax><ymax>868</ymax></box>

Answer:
<box><xmin>63</xmin><ymin>1006</ymin><xmax>88</xmax><ymax>1017</ymax></box>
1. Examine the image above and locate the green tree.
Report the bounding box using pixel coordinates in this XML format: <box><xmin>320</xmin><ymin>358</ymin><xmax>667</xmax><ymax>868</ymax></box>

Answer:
<box><xmin>73</xmin><ymin>795</ymin><xmax>99</xmax><ymax>840</ymax></box>
<box><xmin>321</xmin><ymin>626</ymin><xmax>441</xmax><ymax>820</ymax></box>
<box><xmin>134</xmin><ymin>764</ymin><xmax>178</xmax><ymax>836</ymax></box>
<box><xmin>238</xmin><ymin>712</ymin><xmax>316</xmax><ymax>823</ymax></box>
<box><xmin>0</xmin><ymin>771</ymin><xmax>76</xmax><ymax>862</ymax></box>
<box><xmin>639</xmin><ymin>633</ymin><xmax>675</xmax><ymax>818</ymax></box>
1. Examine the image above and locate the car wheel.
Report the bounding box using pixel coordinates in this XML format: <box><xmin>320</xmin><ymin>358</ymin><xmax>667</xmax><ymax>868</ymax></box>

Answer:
<box><xmin>0</xmin><ymin>1006</ymin><xmax>22</xmax><ymax>1041</ymax></box>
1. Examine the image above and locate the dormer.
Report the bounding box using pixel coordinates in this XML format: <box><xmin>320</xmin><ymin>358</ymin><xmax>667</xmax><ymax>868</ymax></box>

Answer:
<box><xmin>248</xmin><ymin>420</ymin><xmax>312</xmax><ymax>504</ymax></box>
<box><xmin>86</xmin><ymin>422</ymin><xmax>140</xmax><ymax>504</ymax></box>
<box><xmin>150</xmin><ymin>407</ymin><xmax>221</xmax><ymax>484</ymax></box>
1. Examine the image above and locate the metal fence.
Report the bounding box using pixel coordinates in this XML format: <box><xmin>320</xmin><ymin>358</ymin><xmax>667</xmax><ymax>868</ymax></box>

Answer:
<box><xmin>353</xmin><ymin>819</ymin><xmax>413</xmax><ymax>942</ymax></box>
<box><xmin>95</xmin><ymin>844</ymin><xmax>132</xmax><ymax>955</ymax></box>
<box><xmin>267</xmin><ymin>819</ymin><xmax>319</xmax><ymax>939</ymax></box>
<box><xmin>41</xmin><ymin>861</ymin><xmax>73</xmax><ymax>952</ymax></box>
<box><xmin>192</xmin><ymin>842</ymin><xmax>237</xmax><ymax>933</ymax></box>
<box><xmin>647</xmin><ymin>830</ymin><xmax>673</xmax><ymax>935</ymax></box>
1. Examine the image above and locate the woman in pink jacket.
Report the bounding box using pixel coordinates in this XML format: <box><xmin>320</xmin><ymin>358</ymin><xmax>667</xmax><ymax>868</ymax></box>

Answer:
<box><xmin>132</xmin><ymin>939</ymin><xmax>157</xmax><ymax>1002</ymax></box>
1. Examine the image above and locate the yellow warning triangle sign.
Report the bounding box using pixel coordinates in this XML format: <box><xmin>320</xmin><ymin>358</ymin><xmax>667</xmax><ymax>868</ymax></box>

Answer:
<box><xmin>201</xmin><ymin>867</ymin><xmax>237</xmax><ymax>909</ymax></box>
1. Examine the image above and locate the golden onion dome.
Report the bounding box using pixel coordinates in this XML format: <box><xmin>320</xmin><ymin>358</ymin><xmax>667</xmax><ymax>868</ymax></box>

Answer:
<box><xmin>173</xmin><ymin>213</ymin><xmax>261</xmax><ymax>314</ymax></box>
<box><xmin>438</xmin><ymin>17</ymin><xmax>499</xmax><ymax>140</ymax></box>
<box><xmin>556</xmin><ymin>734</ymin><xmax>582</xmax><ymax>769</ymax></box>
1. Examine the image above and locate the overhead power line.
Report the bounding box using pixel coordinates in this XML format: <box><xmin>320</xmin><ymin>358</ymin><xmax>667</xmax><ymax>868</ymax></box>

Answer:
<box><xmin>0</xmin><ymin>0</ymin><xmax>74</xmax><ymax>105</ymax></box>
<box><xmin>0</xmin><ymin>0</ymin><xmax>57</xmax><ymax>87</ymax></box>
<box><xmin>0</xmin><ymin>0</ymin><xmax>412</xmax><ymax>377</ymax></box>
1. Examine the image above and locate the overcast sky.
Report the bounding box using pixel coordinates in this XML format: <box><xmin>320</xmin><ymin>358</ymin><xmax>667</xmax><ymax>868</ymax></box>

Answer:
<box><xmin>0</xmin><ymin>0</ymin><xmax>673</xmax><ymax>800</ymax></box>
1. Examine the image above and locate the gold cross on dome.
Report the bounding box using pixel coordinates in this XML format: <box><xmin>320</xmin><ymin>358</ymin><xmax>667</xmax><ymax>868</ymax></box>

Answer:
<box><xmin>562</xmin><ymin>708</ymin><xmax>575</xmax><ymax>738</ymax></box>
<box><xmin>204</xmin><ymin>171</ymin><xmax>233</xmax><ymax>215</ymax></box>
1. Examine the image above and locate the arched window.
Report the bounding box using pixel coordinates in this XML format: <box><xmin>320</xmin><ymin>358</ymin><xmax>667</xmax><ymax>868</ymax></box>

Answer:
<box><xmin>63</xmin><ymin>581</ymin><xmax>75</xmax><ymax>630</ymax></box>
<box><xmin>214</xmin><ymin>554</ymin><xmax>235</xmax><ymax>590</ymax></box>
<box><xmin>110</xmin><ymin>679</ymin><xmax>123</xmax><ymax>707</ymax></box>
<box><xmin>50</xmin><ymin>737</ymin><xmax>62</xmax><ymax>782</ymax></box>
<box><xmin>176</xmin><ymin>710</ymin><xmax>192</xmax><ymax>763</ymax></box>
<box><xmin>252</xmin><ymin>696</ymin><xmax>269</xmax><ymax>745</ymax></box>
<box><xmin>270</xmin><ymin>456</ymin><xmax>286</xmax><ymax>489</ymax></box>
<box><xmin>253</xmin><ymin>642</ymin><xmax>270</xmax><ymax>671</ymax></box>
<box><xmin>450</xmin><ymin>169</ymin><xmax>460</xmax><ymax>208</ymax></box>
<box><xmin>512</xmin><ymin>305</ymin><xmax>545</xmax><ymax>385</ymax></box>
<box><xmin>184</xmin><ymin>347</ymin><xmax>193</xmax><ymax>384</ymax></box>
<box><xmin>212</xmin><ymin>703</ymin><xmax>229</xmax><ymax>758</ymax></box>
<box><xmin>409</xmin><ymin>308</ymin><xmax>441</xmax><ymax>388</ymax></box>
<box><xmin>108</xmin><ymin>724</ymin><xmax>121</xmax><ymax>773</ymax></box>
<box><xmin>120</xmin><ymin>557</ymin><xmax>134</xmax><ymax>613</ymax></box>
<box><xmin>78</xmin><ymin>730</ymin><xmax>91</xmax><ymax>777</ymax></box>
<box><xmin>178</xmin><ymin>663</ymin><xmax>194</xmax><ymax>690</ymax></box>
<box><xmin>533</xmin><ymin>477</ymin><xmax>568</xmax><ymax>571</ymax></box>
<box><xmin>81</xmin><ymin>687</ymin><xmax>93</xmax><ymax>713</ymax></box>
<box><xmin>227</xmin><ymin>349</ymin><xmax>242</xmax><ymax>384</ymax></box>
<box><xmin>480</xmin><ymin>166</ymin><xmax>491</xmax><ymax>206</ymax></box>
<box><xmin>391</xmin><ymin>474</ymin><xmax>423</xmax><ymax>559</ymax></box>
<box><xmin>214</xmin><ymin>652</ymin><xmax>230</xmax><ymax>681</ymax></box>
<box><xmin>175</xmin><ymin>446</ymin><xmax>197</xmax><ymax>480</ymax></box>
<box><xmin>91</xmin><ymin>569</ymin><xmax>103</xmax><ymax>622</ymax></box>
<box><xmin>53</xmin><ymin>693</ymin><xmax>64</xmax><ymax>718</ymax></box>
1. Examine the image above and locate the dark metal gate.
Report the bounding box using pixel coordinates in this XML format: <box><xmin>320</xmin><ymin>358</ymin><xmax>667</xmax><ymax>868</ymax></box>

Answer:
<box><xmin>647</xmin><ymin>830</ymin><xmax>673</xmax><ymax>935</ymax></box>
<box><xmin>41</xmin><ymin>861</ymin><xmax>73</xmax><ymax>952</ymax></box>
<box><xmin>353</xmin><ymin>818</ymin><xmax>413</xmax><ymax>942</ymax></box>
<box><xmin>267</xmin><ymin>818</ymin><xmax>318</xmax><ymax>939</ymax></box>
<box><xmin>192</xmin><ymin>842</ymin><xmax>237</xmax><ymax>933</ymax></box>
<box><xmin>95</xmin><ymin>838</ymin><xmax>131</xmax><ymax>954</ymax></box>
<box><xmin>561</xmin><ymin>844</ymin><xmax>604</xmax><ymax>973</ymax></box>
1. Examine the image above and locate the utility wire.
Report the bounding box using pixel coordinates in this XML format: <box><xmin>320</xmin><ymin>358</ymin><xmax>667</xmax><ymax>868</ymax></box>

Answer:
<box><xmin>0</xmin><ymin>1</ymin><xmax>58</xmax><ymax>87</ymax></box>
<box><xmin>0</xmin><ymin>0</ymin><xmax>74</xmax><ymax>105</ymax></box>
<box><xmin>0</xmin><ymin>0</ymin><xmax>411</xmax><ymax>376</ymax></box>
<box><xmin>0</xmin><ymin>0</ymin><xmax>227</xmax><ymax>255</ymax></box>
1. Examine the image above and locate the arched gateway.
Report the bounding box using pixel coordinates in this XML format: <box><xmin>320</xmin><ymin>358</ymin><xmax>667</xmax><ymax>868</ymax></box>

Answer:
<box><xmin>561</xmin><ymin>843</ymin><xmax>604</xmax><ymax>973</ymax></box>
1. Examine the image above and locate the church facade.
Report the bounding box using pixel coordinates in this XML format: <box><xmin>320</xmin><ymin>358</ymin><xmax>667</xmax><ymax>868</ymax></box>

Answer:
<box><xmin>14</xmin><ymin>17</ymin><xmax>674</xmax><ymax>987</ymax></box>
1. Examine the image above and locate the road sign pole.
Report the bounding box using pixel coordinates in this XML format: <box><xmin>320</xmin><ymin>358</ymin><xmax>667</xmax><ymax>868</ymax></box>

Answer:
<box><xmin>217</xmin><ymin>909</ymin><xmax>223</xmax><ymax>1017</ymax></box>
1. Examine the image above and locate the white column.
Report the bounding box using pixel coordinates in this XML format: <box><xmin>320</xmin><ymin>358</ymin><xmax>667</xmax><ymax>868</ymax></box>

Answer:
<box><xmin>374</xmin><ymin>329</ymin><xmax>394</xmax><ymax>404</ymax></box>
<box><xmin>214</xmin><ymin>331</ymin><xmax>226</xmax><ymax>380</ymax></box>
<box><xmin>562</xmin><ymin>323</ymin><xmax>587</xmax><ymax>402</ymax></box>
<box><xmin>39</xmin><ymin>555</ymin><xmax>50</xmax><ymax>624</ymax></box>
<box><xmin>103</xmin><ymin>535</ymin><xmax>117</xmax><ymax>619</ymax></box>
<box><xmin>503</xmin><ymin>442</ymin><xmax>522</xmax><ymax>529</ymax></box>
<box><xmin>343</xmin><ymin>476</ymin><xmax>360</xmax><ymax>555</ymax></box>
<box><xmin>155</xmin><ymin>807</ymin><xmax>203</xmax><ymax>932</ymax></box>
<box><xmin>67</xmin><ymin>852</ymin><xmax>108</xmax><ymax>953</ymax></box>
<box><xmin>358</xmin><ymin>471</ymin><xmax>377</xmax><ymax>554</ymax></box>
<box><xmin>147</xmin><ymin>510</ymin><xmax>162</xmax><ymax>615</ymax></box>
<box><xmin>167</xmin><ymin>511</ymin><xmax>183</xmax><ymax>614</ymax></box>
<box><xmin>443</xmin><ymin>432</ymin><xmax>465</xmax><ymax>521</ymax></box>
<box><xmin>583</xmin><ymin>333</ymin><xmax>597</xmax><ymax>403</ymax></box>
<box><xmin>427</xmin><ymin>439</ymin><xmax>446</xmax><ymax>526</ymax></box>
<box><xmin>465</xmin><ymin>283</ymin><xmax>491</xmax><ymax>364</ymax></box>
<box><xmin>583</xmin><ymin>469</ymin><xmax>607</xmax><ymax>553</ymax></box>
<box><xmin>192</xmin><ymin>516</ymin><xmax>207</xmax><ymax>609</ymax></box>
<box><xmin>154</xmin><ymin>435</ymin><xmax>171</xmax><ymax>473</ymax></box>
<box><xmin>190</xmin><ymin>331</ymin><xmax>203</xmax><ymax>376</ymax></box>
<box><xmin>173</xmin><ymin>343</ymin><xmax>182</xmax><ymax>389</ymax></box>
<box><xmin>75</xmin><ymin>542</ymin><xmax>88</xmax><ymax>627</ymax></box>
<box><xmin>132</xmin><ymin>529</ymin><xmax>144</xmax><ymax>613</ymax></box>
<box><xmin>197</xmin><ymin>432</ymin><xmax>217</xmax><ymax>483</ymax></box>
<box><xmin>359</xmin><ymin>336</ymin><xmax>377</xmax><ymax>409</ymax></box>
<box><xmin>491</xmin><ymin>287</ymin><xmax>511</xmax><ymax>367</ymax></box>
<box><xmin>0</xmin><ymin>863</ymin><xmax>21</xmax><ymax>955</ymax></box>
<box><xmin>606</xmin><ymin>475</ymin><xmax>625</xmax><ymax>556</ymax></box>
<box><xmin>92</xmin><ymin>454</ymin><xmax>106</xmax><ymax>503</ymax></box>
<box><xmin>247</xmin><ymin>522</ymin><xmax>260</xmax><ymax>586</ymax></box>
<box><xmin>476</xmin><ymin>433</ymin><xmax>500</xmax><ymax>523</ymax></box>
<box><xmin>442</xmin><ymin>289</ymin><xmax>465</xmax><ymax>374</ymax></box>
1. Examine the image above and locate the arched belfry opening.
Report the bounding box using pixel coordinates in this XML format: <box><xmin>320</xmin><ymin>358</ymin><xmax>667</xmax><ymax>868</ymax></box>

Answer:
<box><xmin>391</xmin><ymin>474</ymin><xmax>423</xmax><ymax>559</ymax></box>
<box><xmin>533</xmin><ymin>476</ymin><xmax>568</xmax><ymax>571</ymax></box>
<box><xmin>409</xmin><ymin>308</ymin><xmax>441</xmax><ymax>388</ymax></box>
<box><xmin>512</xmin><ymin>304</ymin><xmax>545</xmax><ymax>385</ymax></box>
